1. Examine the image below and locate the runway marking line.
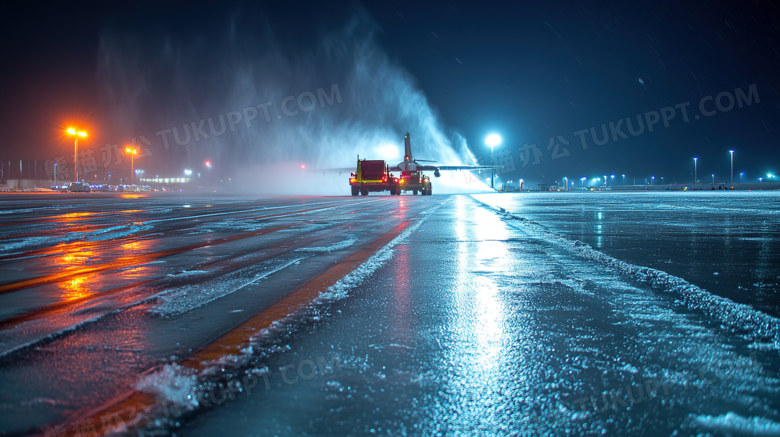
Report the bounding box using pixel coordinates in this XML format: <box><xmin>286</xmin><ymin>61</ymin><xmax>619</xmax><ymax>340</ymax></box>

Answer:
<box><xmin>42</xmin><ymin>217</ymin><xmax>414</xmax><ymax>436</ymax></box>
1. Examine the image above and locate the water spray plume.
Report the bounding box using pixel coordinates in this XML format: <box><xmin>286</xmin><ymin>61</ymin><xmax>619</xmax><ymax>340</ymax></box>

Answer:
<box><xmin>97</xmin><ymin>7</ymin><xmax>490</xmax><ymax>194</ymax></box>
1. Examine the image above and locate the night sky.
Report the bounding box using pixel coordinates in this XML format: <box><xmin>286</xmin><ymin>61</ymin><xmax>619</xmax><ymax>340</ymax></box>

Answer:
<box><xmin>1</xmin><ymin>0</ymin><xmax>778</xmax><ymax>187</ymax></box>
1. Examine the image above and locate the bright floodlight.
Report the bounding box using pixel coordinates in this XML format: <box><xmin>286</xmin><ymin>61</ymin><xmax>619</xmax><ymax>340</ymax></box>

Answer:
<box><xmin>378</xmin><ymin>144</ymin><xmax>400</xmax><ymax>159</ymax></box>
<box><xmin>67</xmin><ymin>128</ymin><xmax>76</xmax><ymax>135</ymax></box>
<box><xmin>78</xmin><ymin>131</ymin><xmax>87</xmax><ymax>137</ymax></box>
<box><xmin>485</xmin><ymin>134</ymin><xmax>502</xmax><ymax>147</ymax></box>
<box><xmin>205</xmin><ymin>161</ymin><xmax>211</xmax><ymax>167</ymax></box>
<box><xmin>184</xmin><ymin>169</ymin><xmax>192</xmax><ymax>176</ymax></box>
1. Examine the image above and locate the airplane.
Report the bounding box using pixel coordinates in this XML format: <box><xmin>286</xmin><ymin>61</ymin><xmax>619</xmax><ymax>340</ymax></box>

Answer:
<box><xmin>313</xmin><ymin>132</ymin><xmax>497</xmax><ymax>177</ymax></box>
<box><xmin>389</xmin><ymin>132</ymin><xmax>496</xmax><ymax>177</ymax></box>
<box><xmin>308</xmin><ymin>131</ymin><xmax>499</xmax><ymax>196</ymax></box>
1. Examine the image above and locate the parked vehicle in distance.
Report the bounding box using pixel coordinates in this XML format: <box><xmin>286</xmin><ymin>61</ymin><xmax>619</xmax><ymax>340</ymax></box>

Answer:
<box><xmin>68</xmin><ymin>182</ymin><xmax>91</xmax><ymax>193</ymax></box>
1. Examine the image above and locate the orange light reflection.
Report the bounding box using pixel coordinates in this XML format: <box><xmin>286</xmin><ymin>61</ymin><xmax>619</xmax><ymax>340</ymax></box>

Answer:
<box><xmin>60</xmin><ymin>274</ymin><xmax>96</xmax><ymax>301</ymax></box>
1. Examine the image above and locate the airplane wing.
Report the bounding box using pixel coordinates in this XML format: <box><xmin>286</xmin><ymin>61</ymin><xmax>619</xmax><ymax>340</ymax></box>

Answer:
<box><xmin>415</xmin><ymin>164</ymin><xmax>498</xmax><ymax>171</ymax></box>
<box><xmin>304</xmin><ymin>167</ymin><xmax>355</xmax><ymax>174</ymax></box>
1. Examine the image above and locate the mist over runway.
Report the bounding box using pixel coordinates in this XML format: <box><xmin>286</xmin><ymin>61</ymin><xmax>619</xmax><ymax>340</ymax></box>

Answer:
<box><xmin>95</xmin><ymin>8</ymin><xmax>486</xmax><ymax>195</ymax></box>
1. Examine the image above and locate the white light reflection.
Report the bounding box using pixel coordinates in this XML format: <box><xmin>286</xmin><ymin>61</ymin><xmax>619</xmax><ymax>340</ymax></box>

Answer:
<box><xmin>444</xmin><ymin>196</ymin><xmax>509</xmax><ymax>426</ymax></box>
<box><xmin>596</xmin><ymin>210</ymin><xmax>603</xmax><ymax>248</ymax></box>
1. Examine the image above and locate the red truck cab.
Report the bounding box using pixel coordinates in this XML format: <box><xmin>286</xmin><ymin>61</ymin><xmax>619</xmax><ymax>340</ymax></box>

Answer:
<box><xmin>349</xmin><ymin>157</ymin><xmax>399</xmax><ymax>196</ymax></box>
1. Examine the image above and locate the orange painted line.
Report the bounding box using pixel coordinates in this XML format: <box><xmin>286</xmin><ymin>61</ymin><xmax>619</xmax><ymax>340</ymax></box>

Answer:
<box><xmin>184</xmin><ymin>218</ymin><xmax>410</xmax><ymax>368</ymax></box>
<box><xmin>49</xmin><ymin>218</ymin><xmax>412</xmax><ymax>437</ymax></box>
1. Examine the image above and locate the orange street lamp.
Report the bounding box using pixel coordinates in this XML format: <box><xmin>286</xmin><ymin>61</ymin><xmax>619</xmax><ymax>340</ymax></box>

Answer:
<box><xmin>125</xmin><ymin>147</ymin><xmax>137</xmax><ymax>184</ymax></box>
<box><xmin>66</xmin><ymin>128</ymin><xmax>87</xmax><ymax>182</ymax></box>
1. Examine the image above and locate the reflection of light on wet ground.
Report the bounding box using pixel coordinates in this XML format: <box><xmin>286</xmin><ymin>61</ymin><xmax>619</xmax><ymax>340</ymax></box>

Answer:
<box><xmin>397</xmin><ymin>199</ymin><xmax>407</xmax><ymax>217</ymax></box>
<box><xmin>469</xmin><ymin>203</ymin><xmax>508</xmax><ymax>369</ymax></box>
<box><xmin>58</xmin><ymin>245</ymin><xmax>95</xmax><ymax>269</ymax></box>
<box><xmin>50</xmin><ymin>237</ymin><xmax>160</xmax><ymax>302</ymax></box>
<box><xmin>445</xmin><ymin>196</ymin><xmax>509</xmax><ymax>426</ymax></box>
<box><xmin>120</xmin><ymin>265</ymin><xmax>151</xmax><ymax>279</ymax></box>
<box><xmin>596</xmin><ymin>210</ymin><xmax>603</xmax><ymax>248</ymax></box>
<box><xmin>122</xmin><ymin>241</ymin><xmax>142</xmax><ymax>251</ymax></box>
<box><xmin>60</xmin><ymin>273</ymin><xmax>96</xmax><ymax>300</ymax></box>
<box><xmin>58</xmin><ymin>212</ymin><xmax>98</xmax><ymax>219</ymax></box>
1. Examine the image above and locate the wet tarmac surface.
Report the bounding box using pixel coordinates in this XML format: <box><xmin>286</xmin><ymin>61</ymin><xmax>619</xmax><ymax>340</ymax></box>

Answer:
<box><xmin>0</xmin><ymin>193</ymin><xmax>778</xmax><ymax>436</ymax></box>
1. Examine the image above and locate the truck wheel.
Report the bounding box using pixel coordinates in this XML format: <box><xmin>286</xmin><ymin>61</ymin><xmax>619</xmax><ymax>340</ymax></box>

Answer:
<box><xmin>361</xmin><ymin>188</ymin><xmax>369</xmax><ymax>196</ymax></box>
<box><xmin>351</xmin><ymin>186</ymin><xmax>359</xmax><ymax>196</ymax></box>
<box><xmin>396</xmin><ymin>186</ymin><xmax>401</xmax><ymax>195</ymax></box>
<box><xmin>390</xmin><ymin>185</ymin><xmax>396</xmax><ymax>195</ymax></box>
<box><xmin>427</xmin><ymin>186</ymin><xmax>432</xmax><ymax>195</ymax></box>
<box><xmin>413</xmin><ymin>190</ymin><xmax>418</xmax><ymax>195</ymax></box>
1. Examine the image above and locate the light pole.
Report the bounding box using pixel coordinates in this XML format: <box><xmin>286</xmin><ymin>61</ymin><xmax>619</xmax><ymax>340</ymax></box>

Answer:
<box><xmin>611</xmin><ymin>175</ymin><xmax>615</xmax><ymax>187</ymax></box>
<box><xmin>740</xmin><ymin>172</ymin><xmax>744</xmax><ymax>183</ymax></box>
<box><xmin>712</xmin><ymin>173</ymin><xmax>715</xmax><ymax>185</ymax></box>
<box><xmin>54</xmin><ymin>163</ymin><xmax>57</xmax><ymax>186</ymax></box>
<box><xmin>693</xmin><ymin>157</ymin><xmax>698</xmax><ymax>183</ymax></box>
<box><xmin>651</xmin><ymin>176</ymin><xmax>655</xmax><ymax>186</ymax></box>
<box><xmin>563</xmin><ymin>176</ymin><xmax>568</xmax><ymax>191</ymax></box>
<box><xmin>622</xmin><ymin>174</ymin><xmax>625</xmax><ymax>185</ymax></box>
<box><xmin>205</xmin><ymin>161</ymin><xmax>212</xmax><ymax>189</ymax></box>
<box><xmin>580</xmin><ymin>177</ymin><xmax>586</xmax><ymax>190</ymax></box>
<box><xmin>729</xmin><ymin>150</ymin><xmax>734</xmax><ymax>185</ymax></box>
<box><xmin>125</xmin><ymin>147</ymin><xmax>137</xmax><ymax>184</ymax></box>
<box><xmin>66</xmin><ymin>128</ymin><xmax>87</xmax><ymax>182</ymax></box>
<box><xmin>603</xmin><ymin>175</ymin><xmax>607</xmax><ymax>187</ymax></box>
<box><xmin>485</xmin><ymin>134</ymin><xmax>501</xmax><ymax>190</ymax></box>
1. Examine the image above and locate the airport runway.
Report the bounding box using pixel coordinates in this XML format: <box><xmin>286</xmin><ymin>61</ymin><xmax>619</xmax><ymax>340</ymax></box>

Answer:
<box><xmin>0</xmin><ymin>193</ymin><xmax>778</xmax><ymax>436</ymax></box>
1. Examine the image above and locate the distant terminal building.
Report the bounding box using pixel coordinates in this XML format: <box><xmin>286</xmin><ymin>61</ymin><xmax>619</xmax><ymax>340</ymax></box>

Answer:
<box><xmin>0</xmin><ymin>157</ymin><xmax>131</xmax><ymax>189</ymax></box>
<box><xmin>139</xmin><ymin>176</ymin><xmax>193</xmax><ymax>185</ymax></box>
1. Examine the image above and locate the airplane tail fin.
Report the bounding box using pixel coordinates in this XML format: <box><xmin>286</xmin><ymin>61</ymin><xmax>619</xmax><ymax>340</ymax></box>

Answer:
<box><xmin>404</xmin><ymin>132</ymin><xmax>413</xmax><ymax>161</ymax></box>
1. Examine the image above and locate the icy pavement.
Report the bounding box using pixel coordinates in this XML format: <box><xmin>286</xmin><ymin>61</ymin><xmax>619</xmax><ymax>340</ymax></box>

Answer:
<box><xmin>159</xmin><ymin>196</ymin><xmax>780</xmax><ymax>436</ymax></box>
<box><xmin>1</xmin><ymin>194</ymin><xmax>779</xmax><ymax>436</ymax></box>
<box><xmin>473</xmin><ymin>191</ymin><xmax>780</xmax><ymax>318</ymax></box>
